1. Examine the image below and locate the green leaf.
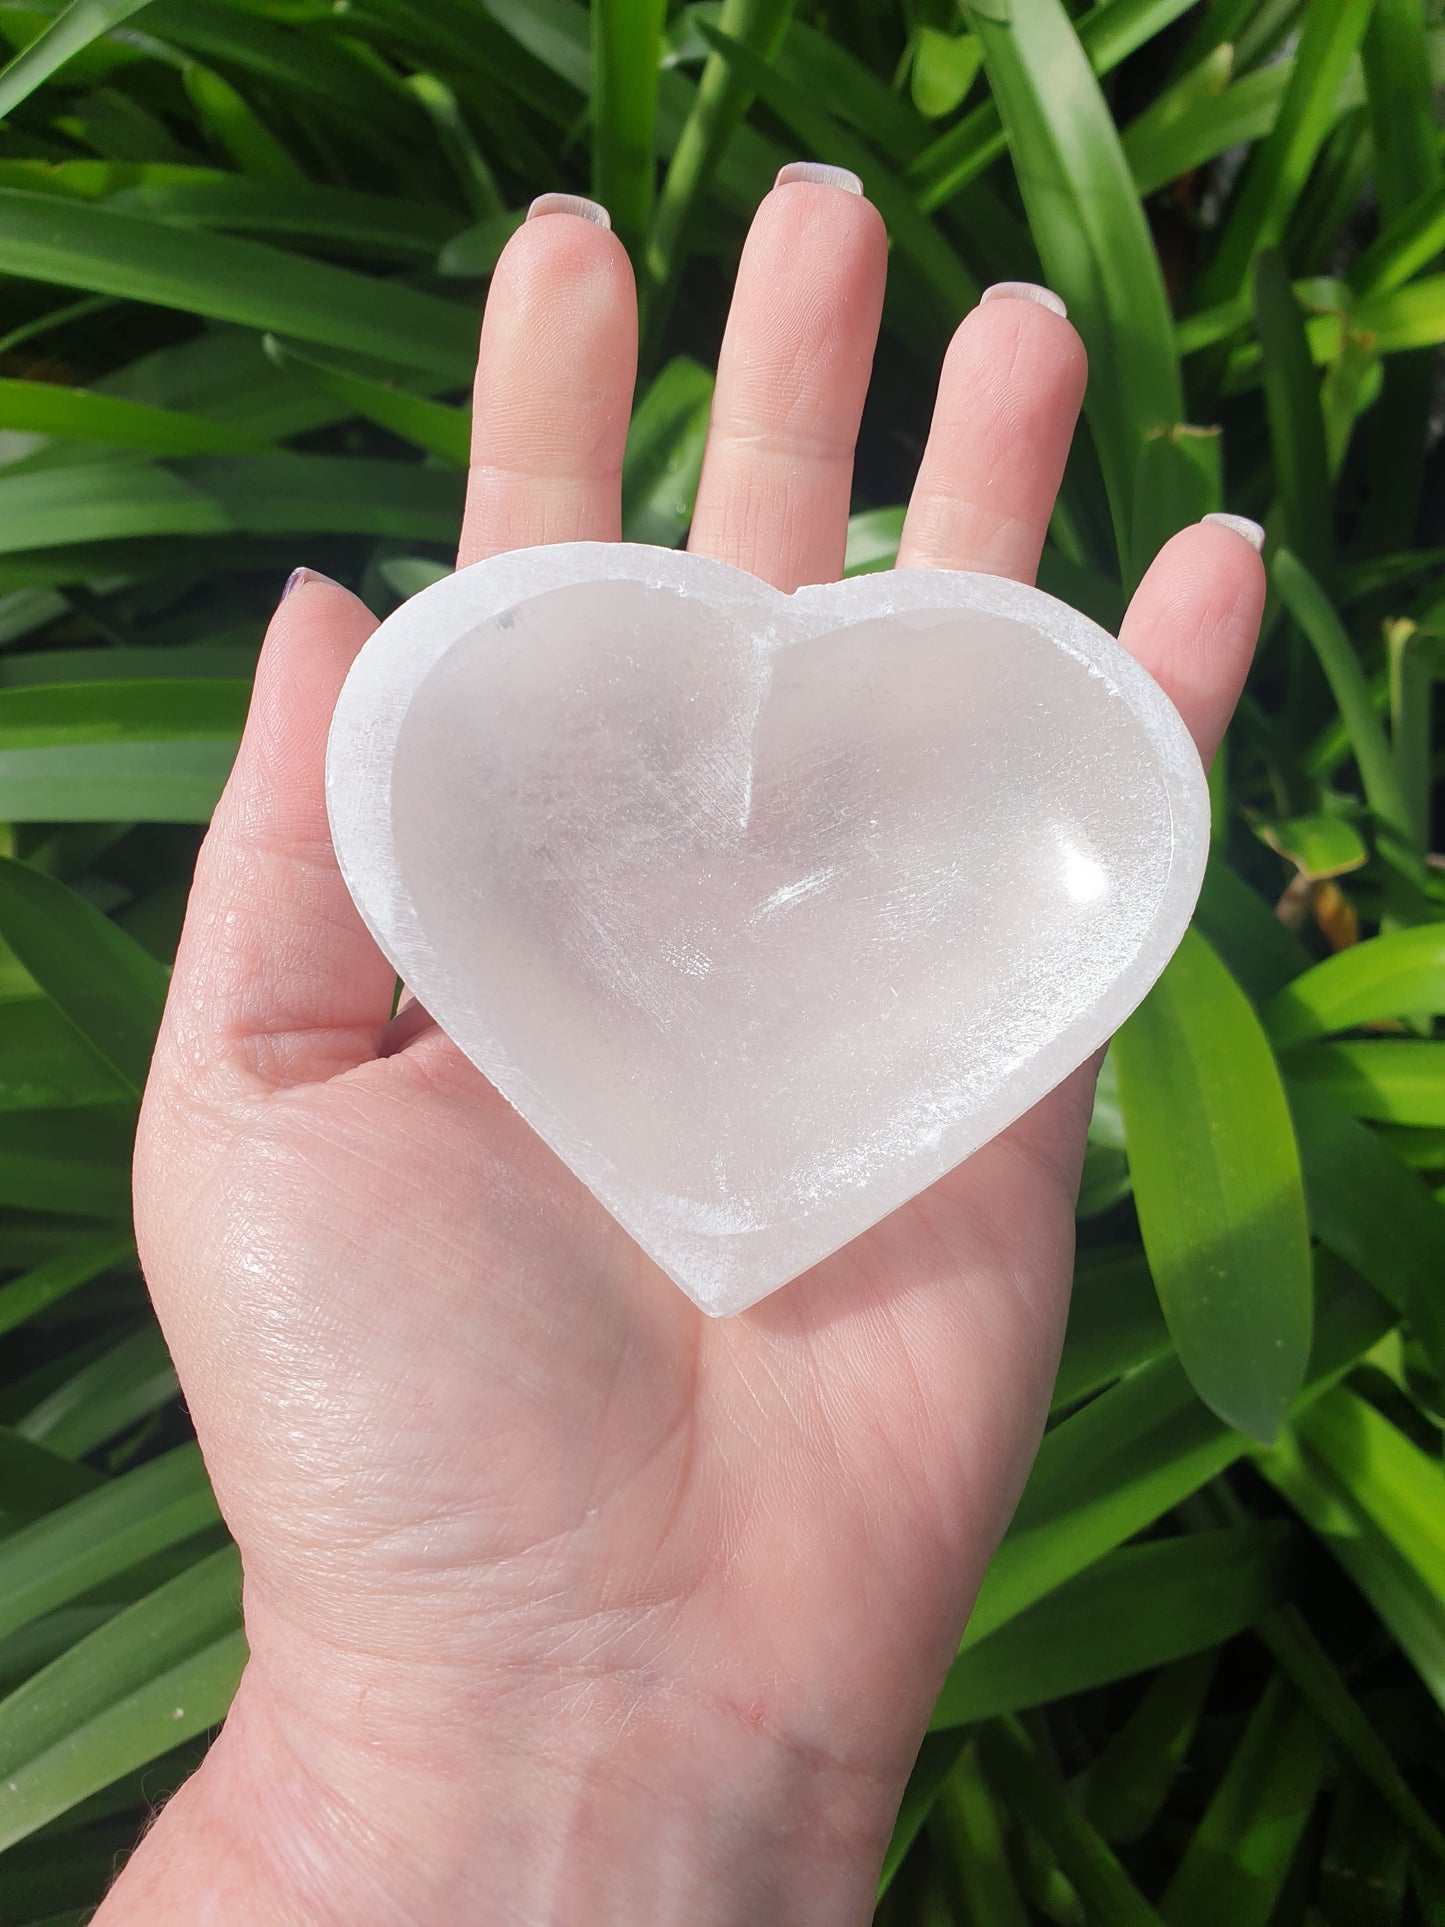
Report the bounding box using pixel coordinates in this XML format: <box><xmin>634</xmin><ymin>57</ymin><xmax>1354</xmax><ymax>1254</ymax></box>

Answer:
<box><xmin>1122</xmin><ymin>43</ymin><xmax>1250</xmax><ymax>196</ymax></box>
<box><xmin>263</xmin><ymin>340</ymin><xmax>470</xmax><ymax>465</ymax></box>
<box><xmin>961</xmin><ymin>0</ymin><xmax>1183</xmax><ymax>562</ymax></box>
<box><xmin>931</xmin><ymin>1526</ymin><xmax>1290</xmax><ymax>1730</ymax></box>
<box><xmin>0</xmin><ymin>456</ymin><xmax>463</xmax><ymax>555</ymax></box>
<box><xmin>0</xmin><ymin>858</ymin><xmax>168</xmax><ymax>1094</ymax></box>
<box><xmin>1271</xmin><ymin>548</ymin><xmax>1417</xmax><ymax>871</ymax></box>
<box><xmin>436</xmin><ymin>207</ymin><xmax>525</xmax><ymax>278</ymax></box>
<box><xmin>1261</xmin><ymin>1424</ymin><xmax>1445</xmax><ymax>1715</ymax></box>
<box><xmin>0</xmin><ymin>643</ymin><xmax>258</xmax><ymax>688</ymax></box>
<box><xmin>1053</xmin><ymin>1250</ymin><xmax>1171</xmax><ymax>1412</ymax></box>
<box><xmin>0</xmin><ymin>1110</ymin><xmax>132</xmax><ymax>1219</ymax></box>
<box><xmin>908</xmin><ymin>0</ymin><xmax>1201</xmax><ymax>210</ymax></box>
<box><xmin>1128</xmin><ymin>422</ymin><xmax>1221</xmax><ymax>589</ymax></box>
<box><xmin>16</xmin><ymin>1324</ymin><xmax>177</xmax><ymax>1459</ymax></box>
<box><xmin>1083</xmin><ymin>1653</ymin><xmax>1216</xmax><ymax>1843</ymax></box>
<box><xmin>1289</xmin><ymin>1085</ymin><xmax>1445</xmax><ymax>1378</ymax></box>
<box><xmin>0</xmin><ymin>190</ymin><xmax>477</xmax><ymax>381</ymax></box>
<box><xmin>0</xmin><ymin>679</ymin><xmax>248</xmax><ymax>823</ymax></box>
<box><xmin>0</xmin><ymin>1442</ymin><xmax>218</xmax><ymax>1643</ymax></box>
<box><xmin>966</xmin><ymin>1359</ymin><xmax>1241</xmax><ymax>1651</ymax></box>
<box><xmin>1114</xmin><ymin>929</ymin><xmax>1313</xmax><ymax>1442</ymax></box>
<box><xmin>1320</xmin><ymin>1777</ymin><xmax>1409</xmax><ymax>1927</ymax></box>
<box><xmin>1300</xmin><ymin>1387</ymin><xmax>1445</xmax><ymax>1598</ymax></box>
<box><xmin>183</xmin><ymin>62</ymin><xmax>303</xmax><ymax>185</ymax></box>
<box><xmin>1260</xmin><ymin>1603</ymin><xmax>1445</xmax><ymax>1871</ymax></box>
<box><xmin>1160</xmin><ymin>1673</ymin><xmax>1331</xmax><ymax>1927</ymax></box>
<box><xmin>965</xmin><ymin>1256</ymin><xmax>1389</xmax><ymax>1660</ymax></box>
<box><xmin>1196</xmin><ymin>0</ymin><xmax>1377</xmax><ymax>309</ymax></box>
<box><xmin>1354</xmin><ymin>181</ymin><xmax>1445</xmax><ymax>297</ymax></box>
<box><xmin>0</xmin><ymin>1545</ymin><xmax>245</xmax><ymax>1851</ymax></box>
<box><xmin>1253</xmin><ymin>247</ymin><xmax>1331</xmax><ymax>581</ymax></box>
<box><xmin>1356</xmin><ymin>0</ymin><xmax>1438</xmax><ymax>555</ymax></box>
<box><xmin>1362</xmin><ymin>0</ymin><xmax>1442</xmax><ymax>224</ymax></box>
<box><xmin>1255</xmin><ymin>810</ymin><xmax>1369</xmax><ymax>881</ymax></box>
<box><xmin>843</xmin><ymin>506</ymin><xmax>904</xmax><ymax>576</ymax></box>
<box><xmin>977</xmin><ymin>1719</ymin><xmax>1166</xmax><ymax>1927</ymax></box>
<box><xmin>1218</xmin><ymin>277</ymin><xmax>1445</xmax><ymax>377</ymax></box>
<box><xmin>0</xmin><ymin>1232</ymin><xmax>133</xmax><ymax>1341</ymax></box>
<box><xmin>649</xmin><ymin>0</ymin><xmax>792</xmax><ymax>293</ymax></box>
<box><xmin>1287</xmin><ymin>1040</ymin><xmax>1445</xmax><ymax>1128</ymax></box>
<box><xmin>1267</xmin><ymin>925</ymin><xmax>1445</xmax><ymax>1046</ymax></box>
<box><xmin>928</xmin><ymin>1743</ymin><xmax>1029</xmax><ymax>1927</ymax></box>
<box><xmin>878</xmin><ymin>1731</ymin><xmax>969</xmax><ymax>1900</ymax></box>
<box><xmin>0</xmin><ymin>378</ymin><xmax>273</xmax><ymax>456</ymax></box>
<box><xmin>0</xmin><ymin>1431</ymin><xmax>102</xmax><ymax>1533</ymax></box>
<box><xmin>772</xmin><ymin>18</ymin><xmax>928</xmax><ymax>168</ymax></box>
<box><xmin>0</xmin><ymin>0</ymin><xmax>155</xmax><ymax>119</ymax></box>
<box><xmin>592</xmin><ymin>0</ymin><xmax>667</xmax><ymax>256</ymax></box>
<box><xmin>910</xmin><ymin>28</ymin><xmax>982</xmax><ymax>121</ymax></box>
<box><xmin>1193</xmin><ymin>858</ymin><xmax>1312</xmax><ymax>1007</ymax></box>
<box><xmin>620</xmin><ymin>354</ymin><xmax>712</xmax><ymax>547</ymax></box>
<box><xmin>695</xmin><ymin>20</ymin><xmax>977</xmax><ymax>325</ymax></box>
<box><xmin>406</xmin><ymin>71</ymin><xmax>503</xmax><ymax>220</ymax></box>
<box><xmin>0</xmin><ymin>999</ymin><xmax>128</xmax><ymax>1109</ymax></box>
<box><xmin>99</xmin><ymin>171</ymin><xmax>461</xmax><ymax>260</ymax></box>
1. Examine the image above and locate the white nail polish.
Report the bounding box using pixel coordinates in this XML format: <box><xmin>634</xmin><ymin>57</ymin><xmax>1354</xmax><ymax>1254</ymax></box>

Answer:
<box><xmin>774</xmin><ymin>161</ymin><xmax>865</xmax><ymax>196</ymax></box>
<box><xmin>979</xmin><ymin>281</ymin><xmax>1068</xmax><ymax>320</ymax></box>
<box><xmin>526</xmin><ymin>193</ymin><xmax>611</xmax><ymax>230</ymax></box>
<box><xmin>1202</xmin><ymin>512</ymin><xmax>1266</xmax><ymax>553</ymax></box>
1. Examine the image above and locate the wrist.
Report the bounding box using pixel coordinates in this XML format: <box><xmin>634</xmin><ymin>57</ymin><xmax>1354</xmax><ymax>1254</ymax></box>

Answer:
<box><xmin>102</xmin><ymin>1654</ymin><xmax>900</xmax><ymax>1926</ymax></box>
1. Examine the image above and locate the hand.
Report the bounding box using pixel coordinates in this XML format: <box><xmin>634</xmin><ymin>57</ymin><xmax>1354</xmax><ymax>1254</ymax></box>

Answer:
<box><xmin>113</xmin><ymin>174</ymin><xmax>1263</xmax><ymax>1925</ymax></box>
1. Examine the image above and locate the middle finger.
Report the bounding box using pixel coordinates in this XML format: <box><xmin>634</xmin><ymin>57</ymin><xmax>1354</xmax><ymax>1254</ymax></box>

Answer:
<box><xmin>689</xmin><ymin>165</ymin><xmax>888</xmax><ymax>593</ymax></box>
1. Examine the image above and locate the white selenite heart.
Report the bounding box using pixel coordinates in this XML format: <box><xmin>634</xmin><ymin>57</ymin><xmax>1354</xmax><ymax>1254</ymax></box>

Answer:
<box><xmin>326</xmin><ymin>543</ymin><xmax>1208</xmax><ymax>1317</ymax></box>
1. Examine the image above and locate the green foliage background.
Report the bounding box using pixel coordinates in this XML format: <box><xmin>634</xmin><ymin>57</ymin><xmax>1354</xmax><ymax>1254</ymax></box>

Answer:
<box><xmin>0</xmin><ymin>0</ymin><xmax>1440</xmax><ymax>1919</ymax></box>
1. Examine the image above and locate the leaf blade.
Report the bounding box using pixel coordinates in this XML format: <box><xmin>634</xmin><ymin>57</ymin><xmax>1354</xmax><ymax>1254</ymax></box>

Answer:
<box><xmin>1114</xmin><ymin>929</ymin><xmax>1313</xmax><ymax>1442</ymax></box>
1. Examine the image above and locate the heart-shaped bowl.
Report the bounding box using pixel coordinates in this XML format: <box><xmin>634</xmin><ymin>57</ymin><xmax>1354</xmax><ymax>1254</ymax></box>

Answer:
<box><xmin>326</xmin><ymin>542</ymin><xmax>1208</xmax><ymax>1315</ymax></box>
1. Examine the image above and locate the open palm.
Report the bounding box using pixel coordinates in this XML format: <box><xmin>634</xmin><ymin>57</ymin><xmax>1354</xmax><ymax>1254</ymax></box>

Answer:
<box><xmin>129</xmin><ymin>177</ymin><xmax>1264</xmax><ymax>1921</ymax></box>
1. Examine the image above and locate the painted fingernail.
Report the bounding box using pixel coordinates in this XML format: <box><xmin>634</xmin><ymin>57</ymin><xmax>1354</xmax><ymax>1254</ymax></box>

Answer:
<box><xmin>979</xmin><ymin>281</ymin><xmax>1068</xmax><ymax>319</ymax></box>
<box><xmin>1202</xmin><ymin>512</ymin><xmax>1266</xmax><ymax>552</ymax></box>
<box><xmin>774</xmin><ymin>161</ymin><xmax>865</xmax><ymax>196</ymax></box>
<box><xmin>282</xmin><ymin>567</ymin><xmax>339</xmax><ymax>600</ymax></box>
<box><xmin>526</xmin><ymin>192</ymin><xmax>611</xmax><ymax>230</ymax></box>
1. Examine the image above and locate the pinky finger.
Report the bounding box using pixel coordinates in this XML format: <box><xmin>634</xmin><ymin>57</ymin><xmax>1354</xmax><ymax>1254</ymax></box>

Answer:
<box><xmin>1118</xmin><ymin>516</ymin><xmax>1266</xmax><ymax>766</ymax></box>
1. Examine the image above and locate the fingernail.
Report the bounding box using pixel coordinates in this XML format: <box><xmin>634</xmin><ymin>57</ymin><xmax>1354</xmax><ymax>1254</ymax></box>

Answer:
<box><xmin>979</xmin><ymin>281</ymin><xmax>1068</xmax><ymax>319</ymax></box>
<box><xmin>526</xmin><ymin>192</ymin><xmax>611</xmax><ymax>230</ymax></box>
<box><xmin>282</xmin><ymin>567</ymin><xmax>338</xmax><ymax>600</ymax></box>
<box><xmin>774</xmin><ymin>161</ymin><xmax>864</xmax><ymax>196</ymax></box>
<box><xmin>1202</xmin><ymin>512</ymin><xmax>1266</xmax><ymax>553</ymax></box>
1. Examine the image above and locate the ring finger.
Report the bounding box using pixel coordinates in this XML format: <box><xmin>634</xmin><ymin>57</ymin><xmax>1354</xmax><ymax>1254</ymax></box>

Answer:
<box><xmin>897</xmin><ymin>283</ymin><xmax>1087</xmax><ymax>583</ymax></box>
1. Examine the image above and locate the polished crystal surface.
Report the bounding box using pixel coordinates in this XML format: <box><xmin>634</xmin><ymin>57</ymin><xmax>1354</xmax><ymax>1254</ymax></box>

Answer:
<box><xmin>327</xmin><ymin>544</ymin><xmax>1209</xmax><ymax>1316</ymax></box>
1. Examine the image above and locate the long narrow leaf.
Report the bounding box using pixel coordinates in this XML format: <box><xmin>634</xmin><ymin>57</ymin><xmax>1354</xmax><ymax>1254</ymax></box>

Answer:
<box><xmin>0</xmin><ymin>1546</ymin><xmax>245</xmax><ymax>1851</ymax></box>
<box><xmin>0</xmin><ymin>1444</ymin><xmax>218</xmax><ymax>1643</ymax></box>
<box><xmin>932</xmin><ymin>1527</ymin><xmax>1289</xmax><ymax>1730</ymax></box>
<box><xmin>0</xmin><ymin>0</ymin><xmax>154</xmax><ymax>119</ymax></box>
<box><xmin>1197</xmin><ymin>0</ymin><xmax>1377</xmax><ymax>308</ymax></box>
<box><xmin>1267</xmin><ymin>925</ymin><xmax>1445</xmax><ymax>1045</ymax></box>
<box><xmin>592</xmin><ymin>0</ymin><xmax>667</xmax><ymax>255</ymax></box>
<box><xmin>1160</xmin><ymin>1673</ymin><xmax>1330</xmax><ymax>1927</ymax></box>
<box><xmin>1114</xmin><ymin>929</ymin><xmax>1312</xmax><ymax>1442</ymax></box>
<box><xmin>0</xmin><ymin>859</ymin><xmax>167</xmax><ymax>1095</ymax></box>
<box><xmin>0</xmin><ymin>680</ymin><xmax>248</xmax><ymax>824</ymax></box>
<box><xmin>0</xmin><ymin>191</ymin><xmax>477</xmax><ymax>381</ymax></box>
